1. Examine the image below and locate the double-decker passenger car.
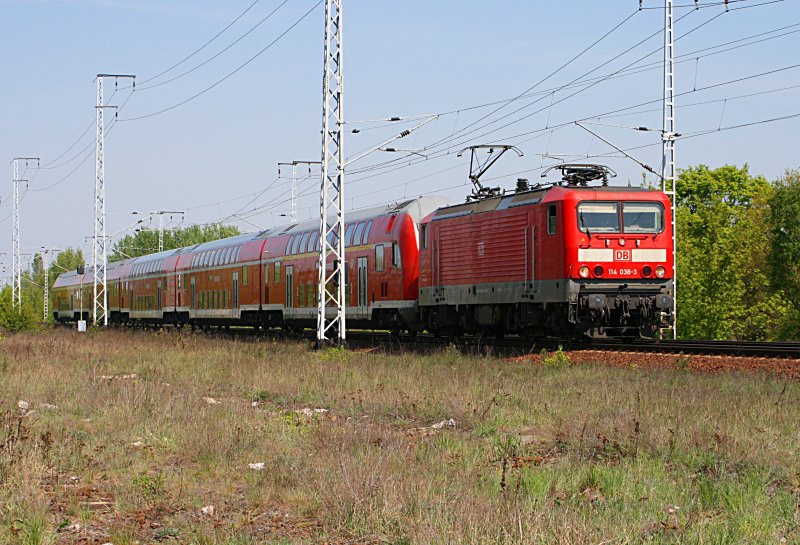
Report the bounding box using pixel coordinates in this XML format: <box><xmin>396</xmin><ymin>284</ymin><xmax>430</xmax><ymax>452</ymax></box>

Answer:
<box><xmin>51</xmin><ymin>196</ymin><xmax>452</xmax><ymax>334</ymax></box>
<box><xmin>259</xmin><ymin>196</ymin><xmax>451</xmax><ymax>332</ymax></box>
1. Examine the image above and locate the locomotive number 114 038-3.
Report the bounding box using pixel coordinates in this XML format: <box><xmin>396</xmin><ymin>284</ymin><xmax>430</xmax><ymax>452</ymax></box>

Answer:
<box><xmin>607</xmin><ymin>267</ymin><xmax>639</xmax><ymax>276</ymax></box>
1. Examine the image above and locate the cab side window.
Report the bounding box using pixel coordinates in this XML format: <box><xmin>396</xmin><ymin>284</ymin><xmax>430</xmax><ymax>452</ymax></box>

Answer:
<box><xmin>547</xmin><ymin>204</ymin><xmax>557</xmax><ymax>235</ymax></box>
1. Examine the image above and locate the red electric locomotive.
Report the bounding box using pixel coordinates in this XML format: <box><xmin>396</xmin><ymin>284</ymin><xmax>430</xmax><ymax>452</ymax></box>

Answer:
<box><xmin>418</xmin><ymin>164</ymin><xmax>674</xmax><ymax>338</ymax></box>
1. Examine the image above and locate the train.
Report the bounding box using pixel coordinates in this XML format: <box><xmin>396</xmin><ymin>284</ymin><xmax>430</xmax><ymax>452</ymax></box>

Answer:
<box><xmin>52</xmin><ymin>164</ymin><xmax>674</xmax><ymax>339</ymax></box>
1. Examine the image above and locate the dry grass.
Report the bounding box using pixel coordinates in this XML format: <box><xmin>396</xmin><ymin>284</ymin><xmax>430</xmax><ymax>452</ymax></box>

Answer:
<box><xmin>0</xmin><ymin>329</ymin><xmax>798</xmax><ymax>544</ymax></box>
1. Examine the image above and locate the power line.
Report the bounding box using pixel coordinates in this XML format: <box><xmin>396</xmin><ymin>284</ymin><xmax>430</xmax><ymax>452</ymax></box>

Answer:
<box><xmin>135</xmin><ymin>0</ymin><xmax>290</xmax><ymax>91</ymax></box>
<box><xmin>424</xmin><ymin>9</ymin><xmax>641</xmax><ymax>151</ymax></box>
<box><xmin>347</xmin><ymin>60</ymin><xmax>800</xmax><ymax>184</ymax></box>
<box><xmin>118</xmin><ymin>0</ymin><xmax>323</xmax><ymax>122</ymax></box>
<box><xmin>356</xmin><ymin>0</ymin><xmax>785</xmax><ymax>179</ymax></box>
<box><xmin>138</xmin><ymin>0</ymin><xmax>265</xmax><ymax>86</ymax></box>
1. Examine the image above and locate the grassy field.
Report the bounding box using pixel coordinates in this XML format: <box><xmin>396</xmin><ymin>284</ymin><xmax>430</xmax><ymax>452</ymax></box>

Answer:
<box><xmin>0</xmin><ymin>329</ymin><xmax>797</xmax><ymax>545</ymax></box>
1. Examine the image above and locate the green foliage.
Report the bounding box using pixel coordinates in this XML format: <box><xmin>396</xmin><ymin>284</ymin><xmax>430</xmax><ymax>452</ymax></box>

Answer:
<box><xmin>0</xmin><ymin>286</ymin><xmax>39</xmax><ymax>332</ymax></box>
<box><xmin>541</xmin><ymin>346</ymin><xmax>571</xmax><ymax>368</ymax></box>
<box><xmin>676</xmin><ymin>165</ymin><xmax>791</xmax><ymax>340</ymax></box>
<box><xmin>154</xmin><ymin>527</ymin><xmax>180</xmax><ymax>541</ymax></box>
<box><xmin>768</xmin><ymin>169</ymin><xmax>800</xmax><ymax>338</ymax></box>
<box><xmin>110</xmin><ymin>224</ymin><xmax>240</xmax><ymax>261</ymax></box>
<box><xmin>11</xmin><ymin>509</ymin><xmax>52</xmax><ymax>545</ymax></box>
<box><xmin>130</xmin><ymin>473</ymin><xmax>165</xmax><ymax>499</ymax></box>
<box><xmin>0</xmin><ymin>247</ymin><xmax>85</xmax><ymax>331</ymax></box>
<box><xmin>317</xmin><ymin>345</ymin><xmax>349</xmax><ymax>363</ymax></box>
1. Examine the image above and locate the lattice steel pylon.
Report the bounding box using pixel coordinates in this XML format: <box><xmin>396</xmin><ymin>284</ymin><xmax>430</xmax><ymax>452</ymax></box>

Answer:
<box><xmin>94</xmin><ymin>74</ymin><xmax>134</xmax><ymax>327</ymax></box>
<box><xmin>280</xmin><ymin>161</ymin><xmax>321</xmax><ymax>225</ymax></box>
<box><xmin>11</xmin><ymin>157</ymin><xmax>38</xmax><ymax>310</ymax></box>
<box><xmin>661</xmin><ymin>0</ymin><xmax>678</xmax><ymax>339</ymax></box>
<box><xmin>42</xmin><ymin>247</ymin><xmax>58</xmax><ymax>321</ymax></box>
<box><xmin>317</xmin><ymin>0</ymin><xmax>346</xmax><ymax>347</ymax></box>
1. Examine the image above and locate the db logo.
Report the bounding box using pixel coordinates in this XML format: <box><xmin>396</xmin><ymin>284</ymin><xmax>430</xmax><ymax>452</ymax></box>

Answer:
<box><xmin>614</xmin><ymin>250</ymin><xmax>631</xmax><ymax>261</ymax></box>
<box><xmin>477</xmin><ymin>241</ymin><xmax>485</xmax><ymax>257</ymax></box>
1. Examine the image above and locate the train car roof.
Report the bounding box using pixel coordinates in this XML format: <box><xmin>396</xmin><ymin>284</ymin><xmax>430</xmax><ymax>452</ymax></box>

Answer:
<box><xmin>184</xmin><ymin>232</ymin><xmax>263</xmax><ymax>254</ymax></box>
<box><xmin>430</xmin><ymin>183</ymin><xmax>663</xmax><ymax>221</ymax></box>
<box><xmin>257</xmin><ymin>195</ymin><xmax>454</xmax><ymax>238</ymax></box>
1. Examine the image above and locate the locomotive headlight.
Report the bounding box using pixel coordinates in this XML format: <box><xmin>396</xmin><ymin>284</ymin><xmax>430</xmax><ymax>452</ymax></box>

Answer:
<box><xmin>579</xmin><ymin>265</ymin><xmax>590</xmax><ymax>278</ymax></box>
<box><xmin>655</xmin><ymin>266</ymin><xmax>666</xmax><ymax>278</ymax></box>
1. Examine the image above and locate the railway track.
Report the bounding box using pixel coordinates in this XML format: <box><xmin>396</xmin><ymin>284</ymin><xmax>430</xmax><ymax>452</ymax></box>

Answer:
<box><xmin>58</xmin><ymin>322</ymin><xmax>800</xmax><ymax>359</ymax></box>
<box><xmin>342</xmin><ymin>331</ymin><xmax>800</xmax><ymax>359</ymax></box>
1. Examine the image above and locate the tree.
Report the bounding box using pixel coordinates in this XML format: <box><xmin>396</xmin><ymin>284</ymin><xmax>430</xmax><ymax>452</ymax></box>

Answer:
<box><xmin>676</xmin><ymin>164</ymin><xmax>790</xmax><ymax>340</ymax></box>
<box><xmin>0</xmin><ymin>247</ymin><xmax>85</xmax><ymax>331</ymax></box>
<box><xmin>768</xmin><ymin>169</ymin><xmax>800</xmax><ymax>338</ymax></box>
<box><xmin>110</xmin><ymin>224</ymin><xmax>241</xmax><ymax>261</ymax></box>
<box><xmin>0</xmin><ymin>285</ymin><xmax>39</xmax><ymax>332</ymax></box>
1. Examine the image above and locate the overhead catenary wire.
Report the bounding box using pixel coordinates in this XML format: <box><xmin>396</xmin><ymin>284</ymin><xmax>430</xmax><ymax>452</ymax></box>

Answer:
<box><xmin>347</xmin><ymin>60</ymin><xmax>800</xmax><ymax>184</ymax></box>
<box><xmin>134</xmin><ymin>0</ymin><xmax>290</xmax><ymax>92</ymax></box>
<box><xmin>352</xmin><ymin>8</ymin><xmax>705</xmax><ymax>177</ymax></box>
<box><xmin>117</xmin><ymin>0</ymin><xmax>323</xmax><ymax>122</ymax></box>
<box><xmin>351</xmin><ymin>0</ymin><xmax>785</xmax><ymax>179</ymax></box>
<box><xmin>137</xmin><ymin>0</ymin><xmax>265</xmax><ymax>86</ymax></box>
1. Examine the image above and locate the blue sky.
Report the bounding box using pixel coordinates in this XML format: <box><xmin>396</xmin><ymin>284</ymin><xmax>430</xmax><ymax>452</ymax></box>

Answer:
<box><xmin>1</xmin><ymin>0</ymin><xmax>798</xmax><ymax>276</ymax></box>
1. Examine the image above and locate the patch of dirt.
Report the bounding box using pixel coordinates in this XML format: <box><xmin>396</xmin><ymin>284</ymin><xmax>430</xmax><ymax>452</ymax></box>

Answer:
<box><xmin>516</xmin><ymin>350</ymin><xmax>800</xmax><ymax>381</ymax></box>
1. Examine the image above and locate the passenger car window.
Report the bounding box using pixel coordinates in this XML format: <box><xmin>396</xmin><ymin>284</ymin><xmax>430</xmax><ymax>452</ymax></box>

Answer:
<box><xmin>392</xmin><ymin>243</ymin><xmax>401</xmax><ymax>268</ymax></box>
<box><xmin>375</xmin><ymin>244</ymin><xmax>384</xmax><ymax>272</ymax></box>
<box><xmin>353</xmin><ymin>222</ymin><xmax>365</xmax><ymax>246</ymax></box>
<box><xmin>577</xmin><ymin>202</ymin><xmax>620</xmax><ymax>234</ymax></box>
<box><xmin>299</xmin><ymin>232</ymin><xmax>310</xmax><ymax>254</ymax></box>
<box><xmin>547</xmin><ymin>204</ymin><xmax>558</xmax><ymax>235</ymax></box>
<box><xmin>344</xmin><ymin>224</ymin><xmax>355</xmax><ymax>247</ymax></box>
<box><xmin>286</xmin><ymin>236</ymin><xmax>295</xmax><ymax>255</ymax></box>
<box><xmin>274</xmin><ymin>261</ymin><xmax>281</xmax><ymax>283</ymax></box>
<box><xmin>623</xmin><ymin>202</ymin><xmax>663</xmax><ymax>233</ymax></box>
<box><xmin>307</xmin><ymin>231</ymin><xmax>318</xmax><ymax>253</ymax></box>
<box><xmin>362</xmin><ymin>221</ymin><xmax>373</xmax><ymax>245</ymax></box>
<box><xmin>420</xmin><ymin>224</ymin><xmax>428</xmax><ymax>250</ymax></box>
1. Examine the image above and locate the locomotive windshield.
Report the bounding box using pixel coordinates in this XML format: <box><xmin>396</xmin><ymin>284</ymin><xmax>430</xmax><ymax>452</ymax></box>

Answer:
<box><xmin>578</xmin><ymin>201</ymin><xmax>664</xmax><ymax>234</ymax></box>
<box><xmin>577</xmin><ymin>202</ymin><xmax>619</xmax><ymax>233</ymax></box>
<box><xmin>622</xmin><ymin>202</ymin><xmax>664</xmax><ymax>233</ymax></box>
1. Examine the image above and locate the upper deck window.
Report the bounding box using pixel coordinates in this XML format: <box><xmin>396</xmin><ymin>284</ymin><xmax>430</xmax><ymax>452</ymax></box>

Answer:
<box><xmin>344</xmin><ymin>224</ymin><xmax>355</xmax><ymax>247</ymax></box>
<box><xmin>353</xmin><ymin>222</ymin><xmax>366</xmax><ymax>247</ymax></box>
<box><xmin>299</xmin><ymin>232</ymin><xmax>310</xmax><ymax>254</ymax></box>
<box><xmin>577</xmin><ymin>202</ymin><xmax>620</xmax><ymax>234</ymax></box>
<box><xmin>362</xmin><ymin>221</ymin><xmax>373</xmax><ymax>245</ymax></box>
<box><xmin>623</xmin><ymin>202</ymin><xmax>664</xmax><ymax>234</ymax></box>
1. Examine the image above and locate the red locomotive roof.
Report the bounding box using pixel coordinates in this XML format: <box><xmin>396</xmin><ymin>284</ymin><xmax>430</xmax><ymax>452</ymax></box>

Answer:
<box><xmin>427</xmin><ymin>184</ymin><xmax>665</xmax><ymax>223</ymax></box>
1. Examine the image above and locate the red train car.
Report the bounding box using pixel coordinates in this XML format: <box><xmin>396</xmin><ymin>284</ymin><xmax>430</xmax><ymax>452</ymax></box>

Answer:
<box><xmin>52</xmin><ymin>268</ymin><xmax>93</xmax><ymax>322</ymax></box>
<box><xmin>418</xmin><ymin>171</ymin><xmax>673</xmax><ymax>338</ymax></box>
<box><xmin>176</xmin><ymin>234</ymin><xmax>266</xmax><ymax>327</ymax></box>
<box><xmin>262</xmin><ymin>196</ymin><xmax>451</xmax><ymax>332</ymax></box>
